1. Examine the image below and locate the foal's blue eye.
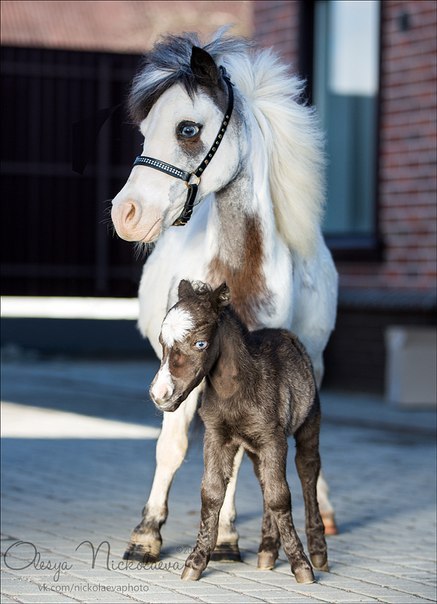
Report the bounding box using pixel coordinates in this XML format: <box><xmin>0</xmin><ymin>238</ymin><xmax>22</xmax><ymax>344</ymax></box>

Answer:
<box><xmin>194</xmin><ymin>340</ymin><xmax>208</xmax><ymax>350</ymax></box>
<box><xmin>177</xmin><ymin>122</ymin><xmax>201</xmax><ymax>139</ymax></box>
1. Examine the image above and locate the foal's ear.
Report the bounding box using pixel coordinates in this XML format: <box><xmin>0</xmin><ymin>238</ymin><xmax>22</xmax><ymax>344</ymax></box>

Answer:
<box><xmin>190</xmin><ymin>46</ymin><xmax>219</xmax><ymax>87</ymax></box>
<box><xmin>178</xmin><ymin>279</ymin><xmax>194</xmax><ymax>300</ymax></box>
<box><xmin>213</xmin><ymin>282</ymin><xmax>231</xmax><ymax>311</ymax></box>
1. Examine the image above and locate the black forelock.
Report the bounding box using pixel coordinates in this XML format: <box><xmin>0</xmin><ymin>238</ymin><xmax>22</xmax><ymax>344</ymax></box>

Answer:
<box><xmin>128</xmin><ymin>33</ymin><xmax>199</xmax><ymax>123</ymax></box>
<box><xmin>128</xmin><ymin>30</ymin><xmax>250</xmax><ymax>124</ymax></box>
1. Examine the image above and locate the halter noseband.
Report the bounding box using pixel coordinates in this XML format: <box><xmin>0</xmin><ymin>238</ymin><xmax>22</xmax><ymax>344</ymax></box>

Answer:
<box><xmin>132</xmin><ymin>68</ymin><xmax>234</xmax><ymax>227</ymax></box>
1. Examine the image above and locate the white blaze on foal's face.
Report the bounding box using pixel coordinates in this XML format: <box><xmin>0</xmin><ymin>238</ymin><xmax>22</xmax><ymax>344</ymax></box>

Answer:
<box><xmin>150</xmin><ymin>307</ymin><xmax>194</xmax><ymax>406</ymax></box>
<box><xmin>150</xmin><ymin>358</ymin><xmax>174</xmax><ymax>403</ymax></box>
<box><xmin>161</xmin><ymin>307</ymin><xmax>194</xmax><ymax>347</ymax></box>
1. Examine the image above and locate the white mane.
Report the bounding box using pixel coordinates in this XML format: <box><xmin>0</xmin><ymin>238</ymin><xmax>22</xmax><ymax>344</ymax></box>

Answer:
<box><xmin>222</xmin><ymin>48</ymin><xmax>326</xmax><ymax>258</ymax></box>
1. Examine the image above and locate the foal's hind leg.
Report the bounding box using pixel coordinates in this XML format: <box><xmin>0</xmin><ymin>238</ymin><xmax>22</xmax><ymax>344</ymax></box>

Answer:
<box><xmin>211</xmin><ymin>445</ymin><xmax>244</xmax><ymax>562</ymax></box>
<box><xmin>247</xmin><ymin>451</ymin><xmax>280</xmax><ymax>570</ymax></box>
<box><xmin>294</xmin><ymin>401</ymin><xmax>329</xmax><ymax>572</ymax></box>
<box><xmin>124</xmin><ymin>388</ymin><xmax>199</xmax><ymax>562</ymax></box>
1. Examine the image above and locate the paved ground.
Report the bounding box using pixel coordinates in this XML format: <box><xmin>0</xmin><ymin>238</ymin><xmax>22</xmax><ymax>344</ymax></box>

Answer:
<box><xmin>1</xmin><ymin>357</ymin><xmax>436</xmax><ymax>604</ymax></box>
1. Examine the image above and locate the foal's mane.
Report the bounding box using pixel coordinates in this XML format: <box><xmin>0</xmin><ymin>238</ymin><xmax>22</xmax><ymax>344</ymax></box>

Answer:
<box><xmin>129</xmin><ymin>29</ymin><xmax>325</xmax><ymax>257</ymax></box>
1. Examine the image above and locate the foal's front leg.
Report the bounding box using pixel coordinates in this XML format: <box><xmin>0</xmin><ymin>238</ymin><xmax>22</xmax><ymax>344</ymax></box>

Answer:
<box><xmin>182</xmin><ymin>436</ymin><xmax>239</xmax><ymax>581</ymax></box>
<box><xmin>246</xmin><ymin>451</ymin><xmax>281</xmax><ymax>570</ymax></box>
<box><xmin>259</xmin><ymin>441</ymin><xmax>315</xmax><ymax>584</ymax></box>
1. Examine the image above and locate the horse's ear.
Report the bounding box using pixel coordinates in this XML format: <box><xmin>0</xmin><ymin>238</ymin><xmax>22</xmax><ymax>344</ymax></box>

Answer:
<box><xmin>213</xmin><ymin>282</ymin><xmax>231</xmax><ymax>311</ymax></box>
<box><xmin>190</xmin><ymin>46</ymin><xmax>219</xmax><ymax>87</ymax></box>
<box><xmin>178</xmin><ymin>279</ymin><xmax>194</xmax><ymax>300</ymax></box>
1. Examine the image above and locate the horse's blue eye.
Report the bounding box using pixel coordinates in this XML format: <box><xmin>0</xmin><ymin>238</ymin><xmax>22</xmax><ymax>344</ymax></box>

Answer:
<box><xmin>178</xmin><ymin>122</ymin><xmax>201</xmax><ymax>139</ymax></box>
<box><xmin>194</xmin><ymin>340</ymin><xmax>208</xmax><ymax>350</ymax></box>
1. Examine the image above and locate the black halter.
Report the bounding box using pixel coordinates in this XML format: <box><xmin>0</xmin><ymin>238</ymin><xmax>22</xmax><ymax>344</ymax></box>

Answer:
<box><xmin>132</xmin><ymin>69</ymin><xmax>234</xmax><ymax>227</ymax></box>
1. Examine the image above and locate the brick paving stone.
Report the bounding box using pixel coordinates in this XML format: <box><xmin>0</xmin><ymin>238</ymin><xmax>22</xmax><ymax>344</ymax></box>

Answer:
<box><xmin>265</xmin><ymin>599</ymin><xmax>327</xmax><ymax>604</ymax></box>
<box><xmin>294</xmin><ymin>586</ymin><xmax>383</xmax><ymax>603</ymax></box>
<box><xmin>1</xmin><ymin>359</ymin><xmax>436</xmax><ymax>604</ymax></box>
<box><xmin>5</xmin><ymin>594</ymin><xmax>80</xmax><ymax>603</ymax></box>
<box><xmin>195</xmin><ymin>597</ymin><xmax>269</xmax><ymax>604</ymax></box>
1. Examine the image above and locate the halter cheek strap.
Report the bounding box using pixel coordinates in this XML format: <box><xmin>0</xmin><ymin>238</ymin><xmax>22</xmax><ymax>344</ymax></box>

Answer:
<box><xmin>132</xmin><ymin>69</ymin><xmax>234</xmax><ymax>227</ymax></box>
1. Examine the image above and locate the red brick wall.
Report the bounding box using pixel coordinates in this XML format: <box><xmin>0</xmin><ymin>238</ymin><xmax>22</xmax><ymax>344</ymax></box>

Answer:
<box><xmin>253</xmin><ymin>0</ymin><xmax>437</xmax><ymax>294</ymax></box>
<box><xmin>253</xmin><ymin>0</ymin><xmax>299</xmax><ymax>67</ymax></box>
<box><xmin>1</xmin><ymin>0</ymin><xmax>252</xmax><ymax>52</ymax></box>
<box><xmin>340</xmin><ymin>0</ymin><xmax>437</xmax><ymax>291</ymax></box>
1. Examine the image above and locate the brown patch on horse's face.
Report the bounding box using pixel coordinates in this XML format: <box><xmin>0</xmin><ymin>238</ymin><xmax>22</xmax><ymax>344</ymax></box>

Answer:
<box><xmin>207</xmin><ymin>215</ymin><xmax>271</xmax><ymax>329</ymax></box>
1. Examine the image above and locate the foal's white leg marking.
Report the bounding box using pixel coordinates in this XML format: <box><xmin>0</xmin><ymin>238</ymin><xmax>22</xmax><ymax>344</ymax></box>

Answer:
<box><xmin>161</xmin><ymin>307</ymin><xmax>194</xmax><ymax>347</ymax></box>
<box><xmin>146</xmin><ymin>386</ymin><xmax>200</xmax><ymax>522</ymax></box>
<box><xmin>217</xmin><ymin>445</ymin><xmax>244</xmax><ymax>545</ymax></box>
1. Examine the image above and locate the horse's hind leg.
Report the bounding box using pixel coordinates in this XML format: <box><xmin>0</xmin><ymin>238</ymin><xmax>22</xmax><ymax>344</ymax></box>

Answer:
<box><xmin>312</xmin><ymin>354</ymin><xmax>337</xmax><ymax>535</ymax></box>
<box><xmin>294</xmin><ymin>399</ymin><xmax>328</xmax><ymax>572</ymax></box>
<box><xmin>124</xmin><ymin>388</ymin><xmax>199</xmax><ymax>562</ymax></box>
<box><xmin>211</xmin><ymin>445</ymin><xmax>244</xmax><ymax>562</ymax></box>
<box><xmin>317</xmin><ymin>472</ymin><xmax>336</xmax><ymax>535</ymax></box>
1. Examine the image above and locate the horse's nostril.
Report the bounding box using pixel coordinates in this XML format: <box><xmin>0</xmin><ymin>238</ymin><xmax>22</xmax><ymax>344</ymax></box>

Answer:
<box><xmin>125</xmin><ymin>203</ymin><xmax>136</xmax><ymax>224</ymax></box>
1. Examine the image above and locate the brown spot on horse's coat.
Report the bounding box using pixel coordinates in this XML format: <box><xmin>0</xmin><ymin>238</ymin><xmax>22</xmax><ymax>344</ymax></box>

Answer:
<box><xmin>207</xmin><ymin>215</ymin><xmax>271</xmax><ymax>329</ymax></box>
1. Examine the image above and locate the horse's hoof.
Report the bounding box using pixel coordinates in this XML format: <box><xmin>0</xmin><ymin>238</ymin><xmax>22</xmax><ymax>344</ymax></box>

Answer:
<box><xmin>311</xmin><ymin>553</ymin><xmax>329</xmax><ymax>572</ymax></box>
<box><xmin>210</xmin><ymin>542</ymin><xmax>242</xmax><ymax>562</ymax></box>
<box><xmin>322</xmin><ymin>512</ymin><xmax>338</xmax><ymax>536</ymax></box>
<box><xmin>257</xmin><ymin>551</ymin><xmax>277</xmax><ymax>570</ymax></box>
<box><xmin>123</xmin><ymin>545</ymin><xmax>159</xmax><ymax>563</ymax></box>
<box><xmin>181</xmin><ymin>566</ymin><xmax>202</xmax><ymax>581</ymax></box>
<box><xmin>123</xmin><ymin>532</ymin><xmax>161</xmax><ymax>563</ymax></box>
<box><xmin>294</xmin><ymin>566</ymin><xmax>315</xmax><ymax>584</ymax></box>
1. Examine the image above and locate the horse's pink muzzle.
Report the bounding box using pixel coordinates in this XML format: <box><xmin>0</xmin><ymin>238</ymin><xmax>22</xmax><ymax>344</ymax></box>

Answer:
<box><xmin>111</xmin><ymin>199</ymin><xmax>162</xmax><ymax>243</ymax></box>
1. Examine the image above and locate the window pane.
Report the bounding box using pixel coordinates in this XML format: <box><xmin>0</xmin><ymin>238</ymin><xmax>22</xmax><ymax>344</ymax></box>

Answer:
<box><xmin>314</xmin><ymin>0</ymin><xmax>380</xmax><ymax>236</ymax></box>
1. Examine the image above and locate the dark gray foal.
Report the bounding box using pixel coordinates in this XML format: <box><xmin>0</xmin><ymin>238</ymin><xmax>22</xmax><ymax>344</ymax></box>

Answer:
<box><xmin>150</xmin><ymin>280</ymin><xmax>329</xmax><ymax>583</ymax></box>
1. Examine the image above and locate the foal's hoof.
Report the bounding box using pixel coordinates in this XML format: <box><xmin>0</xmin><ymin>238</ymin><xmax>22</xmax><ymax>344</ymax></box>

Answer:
<box><xmin>181</xmin><ymin>566</ymin><xmax>202</xmax><ymax>581</ymax></box>
<box><xmin>311</xmin><ymin>553</ymin><xmax>329</xmax><ymax>572</ymax></box>
<box><xmin>257</xmin><ymin>551</ymin><xmax>277</xmax><ymax>570</ymax></box>
<box><xmin>322</xmin><ymin>512</ymin><xmax>338</xmax><ymax>536</ymax></box>
<box><xmin>294</xmin><ymin>566</ymin><xmax>315</xmax><ymax>584</ymax></box>
<box><xmin>210</xmin><ymin>542</ymin><xmax>242</xmax><ymax>562</ymax></box>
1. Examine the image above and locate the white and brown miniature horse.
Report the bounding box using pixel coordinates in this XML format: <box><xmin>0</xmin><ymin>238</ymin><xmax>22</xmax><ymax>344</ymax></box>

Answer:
<box><xmin>111</xmin><ymin>30</ymin><xmax>338</xmax><ymax>563</ymax></box>
<box><xmin>150</xmin><ymin>280</ymin><xmax>329</xmax><ymax>583</ymax></box>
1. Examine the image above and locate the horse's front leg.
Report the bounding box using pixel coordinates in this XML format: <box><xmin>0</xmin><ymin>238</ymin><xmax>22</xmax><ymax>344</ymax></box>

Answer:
<box><xmin>182</xmin><ymin>436</ymin><xmax>239</xmax><ymax>581</ymax></box>
<box><xmin>211</xmin><ymin>445</ymin><xmax>244</xmax><ymax>561</ymax></box>
<box><xmin>124</xmin><ymin>388</ymin><xmax>199</xmax><ymax>562</ymax></box>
